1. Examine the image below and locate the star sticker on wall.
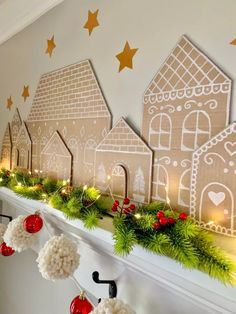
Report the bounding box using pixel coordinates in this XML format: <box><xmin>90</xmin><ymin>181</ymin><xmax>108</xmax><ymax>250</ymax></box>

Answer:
<box><xmin>116</xmin><ymin>41</ymin><xmax>138</xmax><ymax>72</ymax></box>
<box><xmin>230</xmin><ymin>38</ymin><xmax>236</xmax><ymax>45</ymax></box>
<box><xmin>6</xmin><ymin>96</ymin><xmax>13</xmax><ymax>110</ymax></box>
<box><xmin>22</xmin><ymin>85</ymin><xmax>29</xmax><ymax>102</ymax></box>
<box><xmin>45</xmin><ymin>35</ymin><xmax>56</xmax><ymax>57</ymax></box>
<box><xmin>83</xmin><ymin>9</ymin><xmax>99</xmax><ymax>35</ymax></box>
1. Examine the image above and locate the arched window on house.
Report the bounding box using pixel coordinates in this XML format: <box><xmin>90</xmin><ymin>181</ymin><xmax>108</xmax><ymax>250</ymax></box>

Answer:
<box><xmin>84</xmin><ymin>139</ymin><xmax>97</xmax><ymax>165</ymax></box>
<box><xmin>152</xmin><ymin>164</ymin><xmax>168</xmax><ymax>201</ymax></box>
<box><xmin>178</xmin><ymin>169</ymin><xmax>191</xmax><ymax>207</ymax></box>
<box><xmin>149</xmin><ymin>113</ymin><xmax>171</xmax><ymax>150</ymax></box>
<box><xmin>181</xmin><ymin>111</ymin><xmax>211</xmax><ymax>151</ymax></box>
<box><xmin>111</xmin><ymin>164</ymin><xmax>128</xmax><ymax>198</ymax></box>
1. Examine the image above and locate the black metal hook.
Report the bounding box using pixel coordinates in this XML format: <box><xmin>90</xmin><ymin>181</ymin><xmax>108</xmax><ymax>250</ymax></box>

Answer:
<box><xmin>0</xmin><ymin>214</ymin><xmax>12</xmax><ymax>222</ymax></box>
<box><xmin>92</xmin><ymin>271</ymin><xmax>117</xmax><ymax>299</ymax></box>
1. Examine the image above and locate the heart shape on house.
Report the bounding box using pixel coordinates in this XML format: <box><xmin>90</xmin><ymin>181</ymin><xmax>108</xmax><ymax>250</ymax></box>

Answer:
<box><xmin>224</xmin><ymin>141</ymin><xmax>236</xmax><ymax>156</ymax></box>
<box><xmin>208</xmin><ymin>191</ymin><xmax>225</xmax><ymax>206</ymax></box>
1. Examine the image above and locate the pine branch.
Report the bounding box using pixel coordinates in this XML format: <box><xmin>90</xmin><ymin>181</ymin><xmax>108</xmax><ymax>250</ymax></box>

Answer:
<box><xmin>13</xmin><ymin>186</ymin><xmax>43</xmax><ymax>200</ymax></box>
<box><xmin>113</xmin><ymin>223</ymin><xmax>137</xmax><ymax>256</ymax></box>
<box><xmin>82</xmin><ymin>208</ymin><xmax>100</xmax><ymax>229</ymax></box>
<box><xmin>139</xmin><ymin>232</ymin><xmax>171</xmax><ymax>255</ymax></box>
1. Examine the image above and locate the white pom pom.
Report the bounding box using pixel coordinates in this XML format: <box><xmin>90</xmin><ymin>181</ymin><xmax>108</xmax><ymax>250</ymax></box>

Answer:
<box><xmin>3</xmin><ymin>215</ymin><xmax>37</xmax><ymax>252</ymax></box>
<box><xmin>0</xmin><ymin>223</ymin><xmax>7</xmax><ymax>244</ymax></box>
<box><xmin>92</xmin><ymin>298</ymin><xmax>136</xmax><ymax>314</ymax></box>
<box><xmin>37</xmin><ymin>234</ymin><xmax>80</xmax><ymax>280</ymax></box>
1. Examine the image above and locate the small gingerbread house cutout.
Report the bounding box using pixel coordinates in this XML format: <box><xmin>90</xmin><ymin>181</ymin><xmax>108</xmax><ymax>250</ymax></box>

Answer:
<box><xmin>12</xmin><ymin>122</ymin><xmax>32</xmax><ymax>170</ymax></box>
<box><xmin>142</xmin><ymin>35</ymin><xmax>231</xmax><ymax>210</ymax></box>
<box><xmin>26</xmin><ymin>60</ymin><xmax>111</xmax><ymax>185</ymax></box>
<box><xmin>95</xmin><ymin>118</ymin><xmax>152</xmax><ymax>203</ymax></box>
<box><xmin>190</xmin><ymin>123</ymin><xmax>236</xmax><ymax>237</ymax></box>
<box><xmin>0</xmin><ymin>123</ymin><xmax>12</xmax><ymax>169</ymax></box>
<box><xmin>41</xmin><ymin>131</ymin><xmax>72</xmax><ymax>181</ymax></box>
<box><xmin>11</xmin><ymin>108</ymin><xmax>22</xmax><ymax>146</ymax></box>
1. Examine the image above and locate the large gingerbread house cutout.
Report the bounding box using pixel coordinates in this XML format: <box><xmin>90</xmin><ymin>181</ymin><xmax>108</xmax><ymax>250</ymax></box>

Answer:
<box><xmin>190</xmin><ymin>123</ymin><xmax>236</xmax><ymax>237</ymax></box>
<box><xmin>95</xmin><ymin>118</ymin><xmax>152</xmax><ymax>203</ymax></box>
<box><xmin>0</xmin><ymin>123</ymin><xmax>12</xmax><ymax>169</ymax></box>
<box><xmin>12</xmin><ymin>122</ymin><xmax>32</xmax><ymax>171</ymax></box>
<box><xmin>142</xmin><ymin>35</ymin><xmax>231</xmax><ymax>210</ymax></box>
<box><xmin>26</xmin><ymin>60</ymin><xmax>111</xmax><ymax>185</ymax></box>
<box><xmin>41</xmin><ymin>131</ymin><xmax>72</xmax><ymax>180</ymax></box>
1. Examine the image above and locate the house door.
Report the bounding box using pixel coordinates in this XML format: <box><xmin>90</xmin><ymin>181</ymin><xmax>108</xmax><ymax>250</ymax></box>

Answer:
<box><xmin>111</xmin><ymin>165</ymin><xmax>128</xmax><ymax>198</ymax></box>
<box><xmin>200</xmin><ymin>182</ymin><xmax>234</xmax><ymax>230</ymax></box>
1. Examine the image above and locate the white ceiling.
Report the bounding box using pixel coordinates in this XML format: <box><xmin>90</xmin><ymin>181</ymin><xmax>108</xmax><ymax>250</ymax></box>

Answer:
<box><xmin>0</xmin><ymin>0</ymin><xmax>64</xmax><ymax>45</ymax></box>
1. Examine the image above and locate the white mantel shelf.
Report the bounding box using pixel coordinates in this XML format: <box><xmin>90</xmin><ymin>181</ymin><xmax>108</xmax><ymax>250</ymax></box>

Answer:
<box><xmin>0</xmin><ymin>187</ymin><xmax>236</xmax><ymax>314</ymax></box>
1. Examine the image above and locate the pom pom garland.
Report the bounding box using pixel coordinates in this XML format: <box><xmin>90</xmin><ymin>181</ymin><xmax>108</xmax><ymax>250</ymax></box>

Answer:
<box><xmin>0</xmin><ymin>223</ymin><xmax>7</xmax><ymax>244</ymax></box>
<box><xmin>91</xmin><ymin>298</ymin><xmax>135</xmax><ymax>314</ymax></box>
<box><xmin>37</xmin><ymin>234</ymin><xmax>80</xmax><ymax>280</ymax></box>
<box><xmin>3</xmin><ymin>215</ymin><xmax>37</xmax><ymax>252</ymax></box>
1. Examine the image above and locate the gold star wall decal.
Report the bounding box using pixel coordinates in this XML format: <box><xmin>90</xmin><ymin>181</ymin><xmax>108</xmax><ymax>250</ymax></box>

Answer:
<box><xmin>22</xmin><ymin>85</ymin><xmax>29</xmax><ymax>102</ymax></box>
<box><xmin>6</xmin><ymin>96</ymin><xmax>13</xmax><ymax>110</ymax></box>
<box><xmin>116</xmin><ymin>41</ymin><xmax>138</xmax><ymax>72</ymax></box>
<box><xmin>84</xmin><ymin>9</ymin><xmax>99</xmax><ymax>35</ymax></box>
<box><xmin>46</xmin><ymin>35</ymin><xmax>56</xmax><ymax>57</ymax></box>
<box><xmin>230</xmin><ymin>38</ymin><xmax>236</xmax><ymax>45</ymax></box>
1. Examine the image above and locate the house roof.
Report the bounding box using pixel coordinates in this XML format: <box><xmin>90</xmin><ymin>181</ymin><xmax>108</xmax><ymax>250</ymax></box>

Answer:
<box><xmin>96</xmin><ymin>118</ymin><xmax>152</xmax><ymax>154</ymax></box>
<box><xmin>15</xmin><ymin>122</ymin><xmax>31</xmax><ymax>147</ymax></box>
<box><xmin>2</xmin><ymin>123</ymin><xmax>12</xmax><ymax>147</ymax></box>
<box><xmin>193</xmin><ymin>122</ymin><xmax>236</xmax><ymax>158</ymax></box>
<box><xmin>11</xmin><ymin>108</ymin><xmax>22</xmax><ymax>144</ymax></box>
<box><xmin>41</xmin><ymin>131</ymin><xmax>72</xmax><ymax>157</ymax></box>
<box><xmin>145</xmin><ymin>35</ymin><xmax>231</xmax><ymax>96</ymax></box>
<box><xmin>27</xmin><ymin>60</ymin><xmax>110</xmax><ymax>122</ymax></box>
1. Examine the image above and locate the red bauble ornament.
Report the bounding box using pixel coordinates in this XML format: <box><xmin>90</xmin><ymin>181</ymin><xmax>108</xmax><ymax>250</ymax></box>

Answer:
<box><xmin>70</xmin><ymin>292</ymin><xmax>93</xmax><ymax>314</ymax></box>
<box><xmin>168</xmin><ymin>217</ymin><xmax>176</xmax><ymax>225</ymax></box>
<box><xmin>129</xmin><ymin>204</ymin><xmax>136</xmax><ymax>210</ymax></box>
<box><xmin>123</xmin><ymin>197</ymin><xmax>130</xmax><ymax>205</ymax></box>
<box><xmin>159</xmin><ymin>217</ymin><xmax>168</xmax><ymax>226</ymax></box>
<box><xmin>0</xmin><ymin>242</ymin><xmax>15</xmax><ymax>256</ymax></box>
<box><xmin>23</xmin><ymin>214</ymin><xmax>43</xmax><ymax>233</ymax></box>
<box><xmin>113</xmin><ymin>200</ymin><xmax>119</xmax><ymax>206</ymax></box>
<box><xmin>156</xmin><ymin>211</ymin><xmax>165</xmax><ymax>219</ymax></box>
<box><xmin>179</xmin><ymin>212</ymin><xmax>188</xmax><ymax>221</ymax></box>
<box><xmin>153</xmin><ymin>222</ymin><xmax>161</xmax><ymax>230</ymax></box>
<box><xmin>112</xmin><ymin>205</ymin><xmax>118</xmax><ymax>212</ymax></box>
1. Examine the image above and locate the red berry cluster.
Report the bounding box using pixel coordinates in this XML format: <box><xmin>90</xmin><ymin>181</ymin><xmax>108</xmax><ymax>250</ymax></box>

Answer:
<box><xmin>153</xmin><ymin>211</ymin><xmax>188</xmax><ymax>230</ymax></box>
<box><xmin>112</xmin><ymin>197</ymin><xmax>136</xmax><ymax>215</ymax></box>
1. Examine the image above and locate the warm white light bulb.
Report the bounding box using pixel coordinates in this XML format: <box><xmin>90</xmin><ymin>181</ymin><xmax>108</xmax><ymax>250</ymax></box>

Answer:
<box><xmin>107</xmin><ymin>175</ymin><xmax>111</xmax><ymax>180</ymax></box>
<box><xmin>83</xmin><ymin>185</ymin><xmax>88</xmax><ymax>191</ymax></box>
<box><xmin>135</xmin><ymin>213</ymin><xmax>141</xmax><ymax>219</ymax></box>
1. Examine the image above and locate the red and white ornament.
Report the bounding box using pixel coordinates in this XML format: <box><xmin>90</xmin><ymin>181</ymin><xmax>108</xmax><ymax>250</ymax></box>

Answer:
<box><xmin>0</xmin><ymin>242</ymin><xmax>15</xmax><ymax>256</ymax></box>
<box><xmin>23</xmin><ymin>213</ymin><xmax>43</xmax><ymax>234</ymax></box>
<box><xmin>70</xmin><ymin>291</ymin><xmax>93</xmax><ymax>314</ymax></box>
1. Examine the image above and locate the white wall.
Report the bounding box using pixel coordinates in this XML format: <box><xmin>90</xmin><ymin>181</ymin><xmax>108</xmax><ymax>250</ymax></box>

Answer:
<box><xmin>1</xmin><ymin>0</ymin><xmax>236</xmax><ymax>138</ymax></box>
<box><xmin>1</xmin><ymin>1</ymin><xmax>236</xmax><ymax>313</ymax></box>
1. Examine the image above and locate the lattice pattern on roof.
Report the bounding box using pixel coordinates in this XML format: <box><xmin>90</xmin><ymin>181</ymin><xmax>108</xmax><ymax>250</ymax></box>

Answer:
<box><xmin>27</xmin><ymin>60</ymin><xmax>110</xmax><ymax>122</ymax></box>
<box><xmin>96</xmin><ymin>118</ymin><xmax>152</xmax><ymax>154</ymax></box>
<box><xmin>15</xmin><ymin>123</ymin><xmax>31</xmax><ymax>146</ymax></box>
<box><xmin>2</xmin><ymin>123</ymin><xmax>11</xmax><ymax>146</ymax></box>
<box><xmin>11</xmin><ymin>109</ymin><xmax>22</xmax><ymax>145</ymax></box>
<box><xmin>145</xmin><ymin>36</ymin><xmax>230</xmax><ymax>95</ymax></box>
<box><xmin>41</xmin><ymin>131</ymin><xmax>71</xmax><ymax>157</ymax></box>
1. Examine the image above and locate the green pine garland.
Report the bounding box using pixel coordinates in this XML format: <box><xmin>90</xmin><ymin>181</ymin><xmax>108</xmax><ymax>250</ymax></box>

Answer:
<box><xmin>0</xmin><ymin>168</ymin><xmax>235</xmax><ymax>284</ymax></box>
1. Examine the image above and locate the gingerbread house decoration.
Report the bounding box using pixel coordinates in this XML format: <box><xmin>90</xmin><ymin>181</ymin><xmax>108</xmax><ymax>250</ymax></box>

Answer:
<box><xmin>12</xmin><ymin>122</ymin><xmax>32</xmax><ymax>170</ymax></box>
<box><xmin>190</xmin><ymin>123</ymin><xmax>236</xmax><ymax>237</ymax></box>
<box><xmin>11</xmin><ymin>108</ymin><xmax>22</xmax><ymax>146</ymax></box>
<box><xmin>95</xmin><ymin>118</ymin><xmax>152</xmax><ymax>203</ymax></box>
<box><xmin>41</xmin><ymin>131</ymin><xmax>72</xmax><ymax>180</ymax></box>
<box><xmin>0</xmin><ymin>123</ymin><xmax>12</xmax><ymax>169</ymax></box>
<box><xmin>142</xmin><ymin>35</ymin><xmax>231</xmax><ymax>210</ymax></box>
<box><xmin>26</xmin><ymin>60</ymin><xmax>111</xmax><ymax>185</ymax></box>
